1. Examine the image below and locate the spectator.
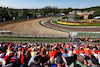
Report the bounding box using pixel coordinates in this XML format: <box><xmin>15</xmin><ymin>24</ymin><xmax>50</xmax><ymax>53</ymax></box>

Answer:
<box><xmin>30</xmin><ymin>55</ymin><xmax>43</xmax><ymax>67</ymax></box>
<box><xmin>0</xmin><ymin>42</ymin><xmax>100</xmax><ymax>67</ymax></box>
<box><xmin>69</xmin><ymin>55</ymin><xmax>87</xmax><ymax>67</ymax></box>
<box><xmin>56</xmin><ymin>52</ymin><xmax>63</xmax><ymax>67</ymax></box>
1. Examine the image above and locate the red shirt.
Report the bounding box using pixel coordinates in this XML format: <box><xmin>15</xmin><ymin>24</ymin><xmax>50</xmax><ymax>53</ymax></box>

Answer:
<box><xmin>88</xmin><ymin>50</ymin><xmax>91</xmax><ymax>54</ymax></box>
<box><xmin>49</xmin><ymin>51</ymin><xmax>54</xmax><ymax>58</ymax></box>
<box><xmin>10</xmin><ymin>58</ymin><xmax>15</xmax><ymax>62</ymax></box>
<box><xmin>76</xmin><ymin>49</ymin><xmax>79</xmax><ymax>55</ymax></box>
<box><xmin>49</xmin><ymin>50</ymin><xmax>57</xmax><ymax>58</ymax></box>
<box><xmin>4</xmin><ymin>55</ymin><xmax>10</xmax><ymax>61</ymax></box>
<box><xmin>80</xmin><ymin>49</ymin><xmax>84</xmax><ymax>53</ymax></box>
<box><xmin>54</xmin><ymin>50</ymin><xmax>58</xmax><ymax>57</ymax></box>
<box><xmin>95</xmin><ymin>50</ymin><xmax>99</xmax><ymax>54</ymax></box>
<box><xmin>20</xmin><ymin>54</ymin><xmax>26</xmax><ymax>64</ymax></box>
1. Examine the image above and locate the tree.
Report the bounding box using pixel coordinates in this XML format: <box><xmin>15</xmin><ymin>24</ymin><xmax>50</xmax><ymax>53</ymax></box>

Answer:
<box><xmin>62</xmin><ymin>16</ymin><xmax>68</xmax><ymax>19</ymax></box>
<box><xmin>0</xmin><ymin>7</ymin><xmax>3</xmax><ymax>21</ymax></box>
<box><xmin>75</xmin><ymin>15</ymin><xmax>80</xmax><ymax>19</ymax></box>
<box><xmin>39</xmin><ymin>9</ymin><xmax>45</xmax><ymax>17</ymax></box>
<box><xmin>23</xmin><ymin>9</ymin><xmax>31</xmax><ymax>17</ymax></box>
<box><xmin>67</xmin><ymin>7</ymin><xmax>72</xmax><ymax>12</ymax></box>
<box><xmin>12</xmin><ymin>9</ymin><xmax>18</xmax><ymax>19</ymax></box>
<box><xmin>7</xmin><ymin>9</ymin><xmax>13</xmax><ymax>20</ymax></box>
<box><xmin>17</xmin><ymin>10</ymin><xmax>25</xmax><ymax>19</ymax></box>
<box><xmin>30</xmin><ymin>10</ymin><xmax>38</xmax><ymax>18</ymax></box>
<box><xmin>42</xmin><ymin>6</ymin><xmax>59</xmax><ymax>16</ymax></box>
<box><xmin>52</xmin><ymin>7</ymin><xmax>59</xmax><ymax>15</ymax></box>
<box><xmin>1</xmin><ymin>7</ymin><xmax>11</xmax><ymax>20</ymax></box>
<box><xmin>0</xmin><ymin>16</ymin><xmax>2</xmax><ymax>22</ymax></box>
<box><xmin>93</xmin><ymin>9</ymin><xmax>100</xmax><ymax>17</ymax></box>
<box><xmin>42</xmin><ymin>6</ymin><xmax>52</xmax><ymax>14</ymax></box>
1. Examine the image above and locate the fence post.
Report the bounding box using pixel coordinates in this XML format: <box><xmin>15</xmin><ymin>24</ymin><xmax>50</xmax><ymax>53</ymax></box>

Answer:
<box><xmin>68</xmin><ymin>32</ymin><xmax>70</xmax><ymax>42</ymax></box>
<box><xmin>67</xmin><ymin>36</ymin><xmax>69</xmax><ymax>42</ymax></box>
<box><xmin>69</xmin><ymin>32</ymin><xmax>72</xmax><ymax>42</ymax></box>
<box><xmin>98</xmin><ymin>35</ymin><xmax>100</xmax><ymax>39</ymax></box>
<box><xmin>72</xmin><ymin>35</ymin><xmax>74</xmax><ymax>42</ymax></box>
<box><xmin>88</xmin><ymin>33</ymin><xmax>91</xmax><ymax>38</ymax></box>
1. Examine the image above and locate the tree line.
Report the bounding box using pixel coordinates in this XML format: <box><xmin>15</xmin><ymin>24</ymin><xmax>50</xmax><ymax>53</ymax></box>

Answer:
<box><xmin>0</xmin><ymin>6</ymin><xmax>100</xmax><ymax>22</ymax></box>
<box><xmin>0</xmin><ymin>6</ymin><xmax>61</xmax><ymax>22</ymax></box>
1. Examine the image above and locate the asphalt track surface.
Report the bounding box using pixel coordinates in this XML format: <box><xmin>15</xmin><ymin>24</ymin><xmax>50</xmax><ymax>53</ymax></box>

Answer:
<box><xmin>0</xmin><ymin>17</ymin><xmax>69</xmax><ymax>37</ymax></box>
<box><xmin>42</xmin><ymin>19</ymin><xmax>100</xmax><ymax>33</ymax></box>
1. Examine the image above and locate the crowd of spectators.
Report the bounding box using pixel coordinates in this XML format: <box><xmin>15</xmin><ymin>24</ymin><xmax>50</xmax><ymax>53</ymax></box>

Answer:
<box><xmin>0</xmin><ymin>42</ymin><xmax>100</xmax><ymax>67</ymax></box>
<box><xmin>76</xmin><ymin>38</ymin><xmax>100</xmax><ymax>43</ymax></box>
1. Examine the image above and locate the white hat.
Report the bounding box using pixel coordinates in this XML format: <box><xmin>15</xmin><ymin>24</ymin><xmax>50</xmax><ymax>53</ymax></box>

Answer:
<box><xmin>94</xmin><ymin>53</ymin><xmax>98</xmax><ymax>58</ymax></box>
<box><xmin>32</xmin><ymin>48</ymin><xmax>35</xmax><ymax>51</ymax></box>
<box><xmin>68</xmin><ymin>50</ymin><xmax>73</xmax><ymax>57</ymax></box>
<box><xmin>37</xmin><ymin>46</ymin><xmax>41</xmax><ymax>49</ymax></box>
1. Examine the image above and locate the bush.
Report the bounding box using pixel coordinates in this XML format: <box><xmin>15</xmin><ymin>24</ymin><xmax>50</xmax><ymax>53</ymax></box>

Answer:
<box><xmin>75</xmin><ymin>15</ymin><xmax>81</xmax><ymax>19</ymax></box>
<box><xmin>62</xmin><ymin>16</ymin><xmax>68</xmax><ymax>19</ymax></box>
<box><xmin>93</xmin><ymin>9</ymin><xmax>100</xmax><ymax>17</ymax></box>
<box><xmin>0</xmin><ymin>17</ymin><xmax>3</xmax><ymax>22</ymax></box>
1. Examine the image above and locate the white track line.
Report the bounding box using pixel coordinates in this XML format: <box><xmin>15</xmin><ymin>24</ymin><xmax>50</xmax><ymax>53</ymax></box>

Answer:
<box><xmin>41</xmin><ymin>20</ymin><xmax>49</xmax><ymax>24</ymax></box>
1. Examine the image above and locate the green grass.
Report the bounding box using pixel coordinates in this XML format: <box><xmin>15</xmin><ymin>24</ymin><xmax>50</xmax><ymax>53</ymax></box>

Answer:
<box><xmin>0</xmin><ymin>37</ymin><xmax>67</xmax><ymax>42</ymax></box>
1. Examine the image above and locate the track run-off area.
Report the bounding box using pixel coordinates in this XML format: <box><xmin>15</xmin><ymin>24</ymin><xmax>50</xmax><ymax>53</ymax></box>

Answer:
<box><xmin>0</xmin><ymin>17</ymin><xmax>69</xmax><ymax>37</ymax></box>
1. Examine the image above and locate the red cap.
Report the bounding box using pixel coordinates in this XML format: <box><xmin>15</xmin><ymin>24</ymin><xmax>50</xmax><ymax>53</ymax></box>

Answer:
<box><xmin>9</xmin><ymin>53</ymin><xmax>14</xmax><ymax>56</ymax></box>
<box><xmin>10</xmin><ymin>48</ymin><xmax>14</xmax><ymax>51</ymax></box>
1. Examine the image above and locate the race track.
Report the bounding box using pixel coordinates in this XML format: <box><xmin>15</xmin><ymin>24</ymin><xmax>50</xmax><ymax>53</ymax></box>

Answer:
<box><xmin>0</xmin><ymin>17</ymin><xmax>100</xmax><ymax>38</ymax></box>
<box><xmin>0</xmin><ymin>17</ymin><xmax>69</xmax><ymax>37</ymax></box>
<box><xmin>42</xmin><ymin>19</ymin><xmax>100</xmax><ymax>33</ymax></box>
